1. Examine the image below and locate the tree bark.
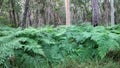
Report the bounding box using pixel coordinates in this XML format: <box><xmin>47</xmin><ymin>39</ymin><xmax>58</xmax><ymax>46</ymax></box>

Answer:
<box><xmin>28</xmin><ymin>11</ymin><xmax>32</xmax><ymax>26</ymax></box>
<box><xmin>0</xmin><ymin>0</ymin><xmax>3</xmax><ymax>16</ymax></box>
<box><xmin>11</xmin><ymin>0</ymin><xmax>17</xmax><ymax>27</ymax></box>
<box><xmin>46</xmin><ymin>0</ymin><xmax>51</xmax><ymax>25</ymax></box>
<box><xmin>65</xmin><ymin>0</ymin><xmax>71</xmax><ymax>26</ymax></box>
<box><xmin>104</xmin><ymin>0</ymin><xmax>109</xmax><ymax>26</ymax></box>
<box><xmin>92</xmin><ymin>0</ymin><xmax>99</xmax><ymax>27</ymax></box>
<box><xmin>16</xmin><ymin>12</ymin><xmax>20</xmax><ymax>27</ymax></box>
<box><xmin>110</xmin><ymin>0</ymin><xmax>115</xmax><ymax>27</ymax></box>
<box><xmin>22</xmin><ymin>0</ymin><xmax>30</xmax><ymax>29</ymax></box>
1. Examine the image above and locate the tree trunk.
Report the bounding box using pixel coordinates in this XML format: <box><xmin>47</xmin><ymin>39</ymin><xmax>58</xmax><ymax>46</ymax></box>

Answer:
<box><xmin>92</xmin><ymin>0</ymin><xmax>99</xmax><ymax>27</ymax></box>
<box><xmin>35</xmin><ymin>9</ymin><xmax>39</xmax><ymax>27</ymax></box>
<box><xmin>11</xmin><ymin>0</ymin><xmax>17</xmax><ymax>27</ymax></box>
<box><xmin>0</xmin><ymin>0</ymin><xmax>3</xmax><ymax>16</ymax></box>
<box><xmin>65</xmin><ymin>0</ymin><xmax>71</xmax><ymax>26</ymax></box>
<box><xmin>16</xmin><ymin>12</ymin><xmax>20</xmax><ymax>27</ymax></box>
<box><xmin>104</xmin><ymin>0</ymin><xmax>109</xmax><ymax>26</ymax></box>
<box><xmin>110</xmin><ymin>0</ymin><xmax>115</xmax><ymax>27</ymax></box>
<box><xmin>46</xmin><ymin>0</ymin><xmax>51</xmax><ymax>25</ymax></box>
<box><xmin>9</xmin><ymin>10</ymin><xmax>13</xmax><ymax>24</ymax></box>
<box><xmin>22</xmin><ymin>0</ymin><xmax>30</xmax><ymax>29</ymax></box>
<box><xmin>28</xmin><ymin>11</ymin><xmax>32</xmax><ymax>26</ymax></box>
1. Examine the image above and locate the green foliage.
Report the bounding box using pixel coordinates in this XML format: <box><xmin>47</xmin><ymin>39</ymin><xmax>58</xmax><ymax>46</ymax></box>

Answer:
<box><xmin>0</xmin><ymin>16</ymin><xmax>11</xmax><ymax>26</ymax></box>
<box><xmin>0</xmin><ymin>24</ymin><xmax>120</xmax><ymax>67</ymax></box>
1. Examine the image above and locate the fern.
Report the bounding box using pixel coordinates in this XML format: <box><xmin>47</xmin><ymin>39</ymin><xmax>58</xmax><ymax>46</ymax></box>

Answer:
<box><xmin>0</xmin><ymin>24</ymin><xmax>120</xmax><ymax>67</ymax></box>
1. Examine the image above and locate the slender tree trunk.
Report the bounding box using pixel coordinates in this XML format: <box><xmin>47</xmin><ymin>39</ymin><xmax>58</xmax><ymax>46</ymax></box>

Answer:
<box><xmin>46</xmin><ymin>0</ymin><xmax>51</xmax><ymax>25</ymax></box>
<box><xmin>35</xmin><ymin>9</ymin><xmax>39</xmax><ymax>27</ymax></box>
<box><xmin>16</xmin><ymin>12</ymin><xmax>20</xmax><ymax>27</ymax></box>
<box><xmin>65</xmin><ymin>0</ymin><xmax>71</xmax><ymax>26</ymax></box>
<box><xmin>110</xmin><ymin>0</ymin><xmax>115</xmax><ymax>27</ymax></box>
<box><xmin>22</xmin><ymin>0</ymin><xmax>30</xmax><ymax>29</ymax></box>
<box><xmin>115</xmin><ymin>3</ymin><xmax>119</xmax><ymax>24</ymax></box>
<box><xmin>0</xmin><ymin>6</ymin><xmax>2</xmax><ymax>16</ymax></box>
<box><xmin>28</xmin><ymin>11</ymin><xmax>32</xmax><ymax>26</ymax></box>
<box><xmin>0</xmin><ymin>8</ymin><xmax>1</xmax><ymax>16</ymax></box>
<box><xmin>104</xmin><ymin>0</ymin><xmax>109</xmax><ymax>26</ymax></box>
<box><xmin>0</xmin><ymin>0</ymin><xmax>3</xmax><ymax>16</ymax></box>
<box><xmin>9</xmin><ymin>10</ymin><xmax>13</xmax><ymax>24</ymax></box>
<box><xmin>92</xmin><ymin>0</ymin><xmax>99</xmax><ymax>27</ymax></box>
<box><xmin>11</xmin><ymin>0</ymin><xmax>17</xmax><ymax>27</ymax></box>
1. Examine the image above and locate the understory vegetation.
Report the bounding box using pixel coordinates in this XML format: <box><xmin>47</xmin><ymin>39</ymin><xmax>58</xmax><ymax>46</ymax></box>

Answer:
<box><xmin>0</xmin><ymin>24</ymin><xmax>120</xmax><ymax>68</ymax></box>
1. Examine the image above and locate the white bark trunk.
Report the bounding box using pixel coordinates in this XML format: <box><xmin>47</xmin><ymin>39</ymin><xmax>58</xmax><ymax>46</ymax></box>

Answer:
<box><xmin>0</xmin><ymin>9</ymin><xmax>1</xmax><ymax>15</ymax></box>
<box><xmin>65</xmin><ymin>0</ymin><xmax>71</xmax><ymax>26</ymax></box>
<box><xmin>111</xmin><ymin>0</ymin><xmax>114</xmax><ymax>27</ymax></box>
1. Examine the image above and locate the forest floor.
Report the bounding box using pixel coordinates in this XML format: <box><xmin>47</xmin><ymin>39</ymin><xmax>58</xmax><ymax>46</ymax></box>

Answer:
<box><xmin>54</xmin><ymin>60</ymin><xmax>120</xmax><ymax>68</ymax></box>
<box><xmin>1</xmin><ymin>24</ymin><xmax>120</xmax><ymax>68</ymax></box>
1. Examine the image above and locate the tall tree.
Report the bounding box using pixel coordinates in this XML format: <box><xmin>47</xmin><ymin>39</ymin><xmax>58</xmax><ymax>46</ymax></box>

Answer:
<box><xmin>22</xmin><ymin>0</ymin><xmax>30</xmax><ymax>29</ymax></box>
<box><xmin>104</xmin><ymin>0</ymin><xmax>109</xmax><ymax>26</ymax></box>
<box><xmin>65</xmin><ymin>0</ymin><xmax>71</xmax><ymax>26</ymax></box>
<box><xmin>28</xmin><ymin>10</ymin><xmax>34</xmax><ymax>26</ymax></box>
<box><xmin>0</xmin><ymin>0</ymin><xmax>3</xmax><ymax>15</ymax></box>
<box><xmin>10</xmin><ymin>0</ymin><xmax>17</xmax><ymax>27</ymax></box>
<box><xmin>110</xmin><ymin>0</ymin><xmax>115</xmax><ymax>27</ymax></box>
<box><xmin>92</xmin><ymin>0</ymin><xmax>99</xmax><ymax>27</ymax></box>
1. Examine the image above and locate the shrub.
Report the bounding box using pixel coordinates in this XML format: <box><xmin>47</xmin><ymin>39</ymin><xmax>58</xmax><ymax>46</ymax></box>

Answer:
<box><xmin>0</xmin><ymin>24</ymin><xmax>120</xmax><ymax>67</ymax></box>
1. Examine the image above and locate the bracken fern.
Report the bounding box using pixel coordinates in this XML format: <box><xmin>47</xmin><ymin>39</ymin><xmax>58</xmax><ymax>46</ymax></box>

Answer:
<box><xmin>0</xmin><ymin>24</ymin><xmax>120</xmax><ymax>67</ymax></box>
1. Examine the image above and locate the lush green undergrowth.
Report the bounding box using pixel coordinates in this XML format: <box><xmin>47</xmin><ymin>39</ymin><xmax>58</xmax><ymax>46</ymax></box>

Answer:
<box><xmin>0</xmin><ymin>24</ymin><xmax>120</xmax><ymax>68</ymax></box>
